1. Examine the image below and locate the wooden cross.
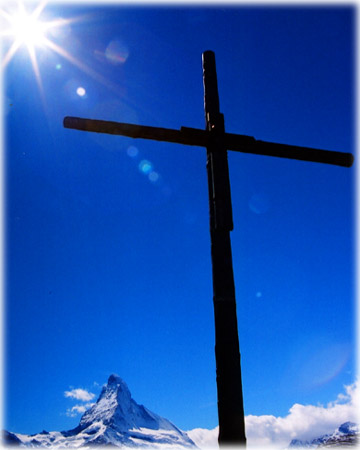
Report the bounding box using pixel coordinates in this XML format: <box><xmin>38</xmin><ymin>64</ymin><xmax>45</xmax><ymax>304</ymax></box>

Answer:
<box><xmin>63</xmin><ymin>51</ymin><xmax>353</xmax><ymax>447</ymax></box>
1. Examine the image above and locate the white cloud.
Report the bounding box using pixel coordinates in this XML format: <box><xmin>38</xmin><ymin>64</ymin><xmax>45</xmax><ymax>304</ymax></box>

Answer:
<box><xmin>187</xmin><ymin>380</ymin><xmax>359</xmax><ymax>449</ymax></box>
<box><xmin>187</xmin><ymin>427</ymin><xmax>219</xmax><ymax>449</ymax></box>
<box><xmin>66</xmin><ymin>402</ymin><xmax>95</xmax><ymax>418</ymax></box>
<box><xmin>64</xmin><ymin>388</ymin><xmax>95</xmax><ymax>402</ymax></box>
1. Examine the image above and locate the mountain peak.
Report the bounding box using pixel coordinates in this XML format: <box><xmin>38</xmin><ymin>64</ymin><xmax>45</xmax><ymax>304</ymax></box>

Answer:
<box><xmin>105</xmin><ymin>374</ymin><xmax>131</xmax><ymax>399</ymax></box>
<box><xmin>339</xmin><ymin>421</ymin><xmax>358</xmax><ymax>434</ymax></box>
<box><xmin>77</xmin><ymin>374</ymin><xmax>194</xmax><ymax>445</ymax></box>
<box><xmin>79</xmin><ymin>374</ymin><xmax>132</xmax><ymax>430</ymax></box>
<box><xmin>4</xmin><ymin>375</ymin><xmax>196</xmax><ymax>448</ymax></box>
<box><xmin>108</xmin><ymin>373</ymin><xmax>126</xmax><ymax>386</ymax></box>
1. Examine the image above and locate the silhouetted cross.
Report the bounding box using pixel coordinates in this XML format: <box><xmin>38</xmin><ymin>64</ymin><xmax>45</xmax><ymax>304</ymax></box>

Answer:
<box><xmin>64</xmin><ymin>51</ymin><xmax>353</xmax><ymax>447</ymax></box>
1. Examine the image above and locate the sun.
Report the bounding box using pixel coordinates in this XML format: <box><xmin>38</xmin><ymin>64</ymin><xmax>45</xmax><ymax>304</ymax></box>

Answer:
<box><xmin>1</xmin><ymin>2</ymin><xmax>125</xmax><ymax>103</ymax></box>
<box><xmin>6</xmin><ymin>6</ymin><xmax>48</xmax><ymax>47</ymax></box>
<box><xmin>2</xmin><ymin>2</ymin><xmax>91</xmax><ymax>80</ymax></box>
<box><xmin>1</xmin><ymin>1</ymin><xmax>51</xmax><ymax>67</ymax></box>
<box><xmin>0</xmin><ymin>1</ymin><xmax>77</xmax><ymax>99</ymax></box>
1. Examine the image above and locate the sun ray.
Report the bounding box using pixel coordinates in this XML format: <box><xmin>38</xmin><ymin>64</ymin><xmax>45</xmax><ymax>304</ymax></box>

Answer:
<box><xmin>0</xmin><ymin>8</ymin><xmax>14</xmax><ymax>24</ymax></box>
<box><xmin>31</xmin><ymin>0</ymin><xmax>47</xmax><ymax>21</ymax></box>
<box><xmin>44</xmin><ymin>37</ymin><xmax>128</xmax><ymax>98</ymax></box>
<box><xmin>27</xmin><ymin>43</ymin><xmax>46</xmax><ymax>108</ymax></box>
<box><xmin>1</xmin><ymin>40</ymin><xmax>22</xmax><ymax>69</ymax></box>
<box><xmin>44</xmin><ymin>38</ymin><xmax>105</xmax><ymax>81</ymax></box>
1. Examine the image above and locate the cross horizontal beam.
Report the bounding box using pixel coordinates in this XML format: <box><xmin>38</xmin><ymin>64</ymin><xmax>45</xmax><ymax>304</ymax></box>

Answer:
<box><xmin>63</xmin><ymin>116</ymin><xmax>353</xmax><ymax>168</ymax></box>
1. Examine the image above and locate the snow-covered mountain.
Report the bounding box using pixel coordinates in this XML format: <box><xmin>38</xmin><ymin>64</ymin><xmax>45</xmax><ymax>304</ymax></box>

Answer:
<box><xmin>4</xmin><ymin>376</ymin><xmax>358</xmax><ymax>449</ymax></box>
<box><xmin>3</xmin><ymin>374</ymin><xmax>196</xmax><ymax>448</ymax></box>
<box><xmin>288</xmin><ymin>421</ymin><xmax>359</xmax><ymax>448</ymax></box>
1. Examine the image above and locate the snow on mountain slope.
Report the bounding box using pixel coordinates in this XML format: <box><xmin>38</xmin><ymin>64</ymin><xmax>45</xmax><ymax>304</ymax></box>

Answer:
<box><xmin>288</xmin><ymin>421</ymin><xmax>359</xmax><ymax>448</ymax></box>
<box><xmin>3</xmin><ymin>374</ymin><xmax>196</xmax><ymax>448</ymax></box>
<box><xmin>79</xmin><ymin>374</ymin><xmax>181</xmax><ymax>434</ymax></box>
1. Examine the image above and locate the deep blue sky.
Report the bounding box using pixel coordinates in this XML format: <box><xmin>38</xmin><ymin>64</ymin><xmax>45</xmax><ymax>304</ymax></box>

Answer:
<box><xmin>3</xmin><ymin>2</ymin><xmax>356</xmax><ymax>435</ymax></box>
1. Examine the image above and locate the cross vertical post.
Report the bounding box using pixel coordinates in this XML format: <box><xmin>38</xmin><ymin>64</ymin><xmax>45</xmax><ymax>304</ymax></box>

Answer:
<box><xmin>203</xmin><ymin>50</ymin><xmax>246</xmax><ymax>446</ymax></box>
<box><xmin>63</xmin><ymin>49</ymin><xmax>353</xmax><ymax>449</ymax></box>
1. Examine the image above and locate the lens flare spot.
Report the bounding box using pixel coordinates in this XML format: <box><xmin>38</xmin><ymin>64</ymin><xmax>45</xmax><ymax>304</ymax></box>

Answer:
<box><xmin>105</xmin><ymin>39</ymin><xmax>129</xmax><ymax>65</ymax></box>
<box><xmin>139</xmin><ymin>160</ymin><xmax>152</xmax><ymax>174</ymax></box>
<box><xmin>127</xmin><ymin>146</ymin><xmax>139</xmax><ymax>158</ymax></box>
<box><xmin>76</xmin><ymin>86</ymin><xmax>86</xmax><ymax>97</ymax></box>
<box><xmin>149</xmin><ymin>171</ymin><xmax>159</xmax><ymax>183</ymax></box>
<box><xmin>55</xmin><ymin>63</ymin><xmax>62</xmax><ymax>70</ymax></box>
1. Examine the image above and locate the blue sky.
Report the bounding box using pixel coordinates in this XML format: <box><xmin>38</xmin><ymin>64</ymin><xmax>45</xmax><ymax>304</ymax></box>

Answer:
<box><xmin>2</xmin><ymin>1</ymin><xmax>356</xmax><ymax>439</ymax></box>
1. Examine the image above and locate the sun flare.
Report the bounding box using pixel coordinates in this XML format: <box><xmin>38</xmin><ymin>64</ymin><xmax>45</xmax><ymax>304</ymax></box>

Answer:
<box><xmin>7</xmin><ymin>8</ymin><xmax>48</xmax><ymax>47</ymax></box>
<box><xmin>1</xmin><ymin>1</ymin><xmax>79</xmax><ymax>71</ymax></box>
<box><xmin>0</xmin><ymin>1</ymin><xmax>75</xmax><ymax>99</ymax></box>
<box><xmin>1</xmin><ymin>1</ymin><xmax>125</xmax><ymax>104</ymax></box>
<box><xmin>1</xmin><ymin>1</ymin><xmax>50</xmax><ymax>65</ymax></box>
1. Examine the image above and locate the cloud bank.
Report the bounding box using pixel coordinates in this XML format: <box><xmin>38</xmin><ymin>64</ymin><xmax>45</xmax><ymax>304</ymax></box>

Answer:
<box><xmin>64</xmin><ymin>388</ymin><xmax>95</xmax><ymax>402</ymax></box>
<box><xmin>187</xmin><ymin>380</ymin><xmax>359</xmax><ymax>449</ymax></box>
